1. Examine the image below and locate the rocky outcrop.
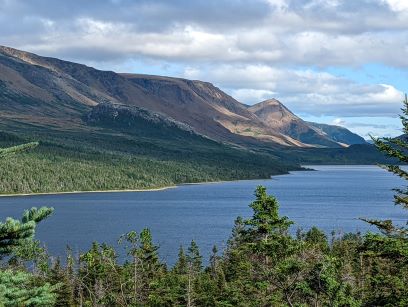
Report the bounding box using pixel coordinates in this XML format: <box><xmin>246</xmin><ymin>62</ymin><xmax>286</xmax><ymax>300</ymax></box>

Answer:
<box><xmin>86</xmin><ymin>103</ymin><xmax>195</xmax><ymax>134</ymax></box>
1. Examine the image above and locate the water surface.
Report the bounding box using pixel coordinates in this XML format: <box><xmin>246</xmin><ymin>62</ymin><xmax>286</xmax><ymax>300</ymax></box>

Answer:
<box><xmin>0</xmin><ymin>165</ymin><xmax>406</xmax><ymax>264</ymax></box>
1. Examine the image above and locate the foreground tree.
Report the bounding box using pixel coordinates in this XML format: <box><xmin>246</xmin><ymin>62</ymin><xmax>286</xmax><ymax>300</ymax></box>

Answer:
<box><xmin>0</xmin><ymin>207</ymin><xmax>56</xmax><ymax>306</ymax></box>
<box><xmin>361</xmin><ymin>93</ymin><xmax>408</xmax><ymax>305</ymax></box>
<box><xmin>0</xmin><ymin>142</ymin><xmax>58</xmax><ymax>306</ymax></box>
<box><xmin>367</xmin><ymin>93</ymin><xmax>408</xmax><ymax>237</ymax></box>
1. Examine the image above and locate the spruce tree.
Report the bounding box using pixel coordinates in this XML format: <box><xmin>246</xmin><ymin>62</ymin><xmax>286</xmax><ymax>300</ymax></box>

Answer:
<box><xmin>187</xmin><ymin>240</ymin><xmax>202</xmax><ymax>273</ymax></box>
<box><xmin>245</xmin><ymin>185</ymin><xmax>293</xmax><ymax>242</ymax></box>
<box><xmin>174</xmin><ymin>245</ymin><xmax>188</xmax><ymax>275</ymax></box>
<box><xmin>367</xmin><ymin>93</ymin><xmax>408</xmax><ymax>237</ymax></box>
<box><xmin>361</xmin><ymin>93</ymin><xmax>408</xmax><ymax>305</ymax></box>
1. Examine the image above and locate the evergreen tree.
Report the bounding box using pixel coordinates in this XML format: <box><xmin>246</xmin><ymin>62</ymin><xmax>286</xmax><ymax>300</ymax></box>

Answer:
<box><xmin>245</xmin><ymin>185</ymin><xmax>293</xmax><ymax>242</ymax></box>
<box><xmin>368</xmin><ymin>93</ymin><xmax>408</xmax><ymax>237</ymax></box>
<box><xmin>0</xmin><ymin>207</ymin><xmax>55</xmax><ymax>306</ymax></box>
<box><xmin>361</xmin><ymin>93</ymin><xmax>408</xmax><ymax>305</ymax></box>
<box><xmin>48</xmin><ymin>258</ymin><xmax>74</xmax><ymax>306</ymax></box>
<box><xmin>187</xmin><ymin>240</ymin><xmax>202</xmax><ymax>274</ymax></box>
<box><xmin>174</xmin><ymin>245</ymin><xmax>188</xmax><ymax>275</ymax></box>
<box><xmin>0</xmin><ymin>270</ymin><xmax>57</xmax><ymax>306</ymax></box>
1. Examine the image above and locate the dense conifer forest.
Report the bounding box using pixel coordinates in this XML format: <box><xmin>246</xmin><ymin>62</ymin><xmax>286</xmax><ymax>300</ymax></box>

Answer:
<box><xmin>0</xmin><ymin>129</ymin><xmax>296</xmax><ymax>194</ymax></box>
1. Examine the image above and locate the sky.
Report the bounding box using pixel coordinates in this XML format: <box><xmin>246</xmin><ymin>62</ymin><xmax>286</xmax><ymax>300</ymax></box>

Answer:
<box><xmin>1</xmin><ymin>0</ymin><xmax>407</xmax><ymax>139</ymax></box>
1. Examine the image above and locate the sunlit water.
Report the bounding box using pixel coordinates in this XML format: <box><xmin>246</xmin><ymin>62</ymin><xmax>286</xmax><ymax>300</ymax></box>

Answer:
<box><xmin>0</xmin><ymin>165</ymin><xmax>406</xmax><ymax>265</ymax></box>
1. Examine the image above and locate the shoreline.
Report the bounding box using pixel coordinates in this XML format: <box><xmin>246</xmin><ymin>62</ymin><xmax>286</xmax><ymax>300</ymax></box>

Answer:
<box><xmin>0</xmin><ymin>166</ymin><xmax>327</xmax><ymax>198</ymax></box>
<box><xmin>0</xmin><ymin>176</ymin><xmax>284</xmax><ymax>198</ymax></box>
<box><xmin>0</xmin><ymin>186</ymin><xmax>177</xmax><ymax>198</ymax></box>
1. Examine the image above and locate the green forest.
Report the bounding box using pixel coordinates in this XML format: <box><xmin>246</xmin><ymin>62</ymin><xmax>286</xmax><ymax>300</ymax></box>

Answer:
<box><xmin>0</xmin><ymin>98</ymin><xmax>406</xmax><ymax>306</ymax></box>
<box><xmin>0</xmin><ymin>129</ymin><xmax>296</xmax><ymax>195</ymax></box>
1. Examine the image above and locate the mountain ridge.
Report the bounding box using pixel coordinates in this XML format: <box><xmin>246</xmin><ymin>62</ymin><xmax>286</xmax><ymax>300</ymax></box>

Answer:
<box><xmin>0</xmin><ymin>45</ymin><xmax>364</xmax><ymax>149</ymax></box>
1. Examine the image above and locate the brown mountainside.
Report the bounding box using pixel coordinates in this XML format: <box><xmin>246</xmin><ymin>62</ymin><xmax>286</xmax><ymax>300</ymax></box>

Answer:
<box><xmin>249</xmin><ymin>99</ymin><xmax>342</xmax><ymax>148</ymax></box>
<box><xmin>0</xmin><ymin>45</ymin><xmax>363</xmax><ymax>148</ymax></box>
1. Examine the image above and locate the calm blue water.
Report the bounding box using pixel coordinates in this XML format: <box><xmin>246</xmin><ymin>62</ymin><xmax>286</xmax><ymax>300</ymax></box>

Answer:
<box><xmin>0</xmin><ymin>165</ymin><xmax>406</xmax><ymax>265</ymax></box>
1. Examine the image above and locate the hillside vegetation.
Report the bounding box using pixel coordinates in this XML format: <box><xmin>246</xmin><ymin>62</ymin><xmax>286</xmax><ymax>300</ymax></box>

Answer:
<box><xmin>0</xmin><ymin>128</ymin><xmax>296</xmax><ymax>194</ymax></box>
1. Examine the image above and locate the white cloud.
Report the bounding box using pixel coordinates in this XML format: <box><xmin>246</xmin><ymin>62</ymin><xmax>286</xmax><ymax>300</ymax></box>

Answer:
<box><xmin>232</xmin><ymin>89</ymin><xmax>277</xmax><ymax>104</ymax></box>
<box><xmin>332</xmin><ymin>118</ymin><xmax>346</xmax><ymax>126</ymax></box>
<box><xmin>183</xmin><ymin>64</ymin><xmax>405</xmax><ymax>117</ymax></box>
<box><xmin>383</xmin><ymin>0</ymin><xmax>408</xmax><ymax>12</ymax></box>
<box><xmin>1</xmin><ymin>0</ymin><xmax>406</xmax><ymax>137</ymax></box>
<box><xmin>3</xmin><ymin>0</ymin><xmax>406</xmax><ymax>67</ymax></box>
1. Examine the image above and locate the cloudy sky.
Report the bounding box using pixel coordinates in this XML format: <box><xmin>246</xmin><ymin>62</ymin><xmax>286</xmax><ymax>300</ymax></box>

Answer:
<box><xmin>1</xmin><ymin>0</ymin><xmax>407</xmax><ymax>138</ymax></box>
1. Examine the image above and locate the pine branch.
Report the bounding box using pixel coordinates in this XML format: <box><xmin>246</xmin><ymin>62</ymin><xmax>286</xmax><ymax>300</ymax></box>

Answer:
<box><xmin>22</xmin><ymin>206</ymin><xmax>54</xmax><ymax>224</ymax></box>
<box><xmin>0</xmin><ymin>207</ymin><xmax>53</xmax><ymax>257</ymax></box>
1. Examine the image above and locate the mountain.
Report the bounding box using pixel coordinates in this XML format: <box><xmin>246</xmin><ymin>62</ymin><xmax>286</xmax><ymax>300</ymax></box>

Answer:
<box><xmin>307</xmin><ymin>122</ymin><xmax>367</xmax><ymax>145</ymax></box>
<box><xmin>1</xmin><ymin>45</ymin><xmax>366</xmax><ymax>149</ymax></box>
<box><xmin>0</xmin><ymin>45</ymin><xmax>307</xmax><ymax>148</ymax></box>
<box><xmin>248</xmin><ymin>99</ymin><xmax>343</xmax><ymax>147</ymax></box>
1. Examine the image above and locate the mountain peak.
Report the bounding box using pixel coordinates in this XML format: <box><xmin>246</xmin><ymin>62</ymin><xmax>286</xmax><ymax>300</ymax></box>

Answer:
<box><xmin>258</xmin><ymin>98</ymin><xmax>282</xmax><ymax>105</ymax></box>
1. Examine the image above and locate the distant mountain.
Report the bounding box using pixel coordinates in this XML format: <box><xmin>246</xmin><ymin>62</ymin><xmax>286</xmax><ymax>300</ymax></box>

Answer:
<box><xmin>0</xmin><ymin>45</ymin><xmax>307</xmax><ymax>148</ymax></box>
<box><xmin>307</xmin><ymin>122</ymin><xmax>367</xmax><ymax>145</ymax></box>
<box><xmin>0</xmin><ymin>44</ymin><xmax>370</xmax><ymax>152</ymax></box>
<box><xmin>119</xmin><ymin>74</ymin><xmax>304</xmax><ymax>147</ymax></box>
<box><xmin>249</xmin><ymin>99</ymin><xmax>343</xmax><ymax>147</ymax></box>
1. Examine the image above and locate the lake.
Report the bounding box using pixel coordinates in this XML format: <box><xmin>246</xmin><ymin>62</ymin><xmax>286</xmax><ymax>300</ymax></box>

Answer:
<box><xmin>0</xmin><ymin>165</ymin><xmax>406</xmax><ymax>265</ymax></box>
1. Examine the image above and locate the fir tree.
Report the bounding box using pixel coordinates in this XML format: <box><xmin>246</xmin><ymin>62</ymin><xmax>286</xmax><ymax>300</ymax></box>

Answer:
<box><xmin>361</xmin><ymin>93</ymin><xmax>408</xmax><ymax>305</ymax></box>
<box><xmin>367</xmin><ymin>93</ymin><xmax>408</xmax><ymax>237</ymax></box>
<box><xmin>245</xmin><ymin>185</ymin><xmax>293</xmax><ymax>242</ymax></box>
<box><xmin>174</xmin><ymin>245</ymin><xmax>188</xmax><ymax>275</ymax></box>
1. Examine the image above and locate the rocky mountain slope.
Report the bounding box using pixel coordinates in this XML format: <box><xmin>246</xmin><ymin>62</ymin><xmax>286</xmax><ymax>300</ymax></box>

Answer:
<box><xmin>249</xmin><ymin>99</ymin><xmax>365</xmax><ymax>147</ymax></box>
<box><xmin>248</xmin><ymin>99</ymin><xmax>341</xmax><ymax>147</ymax></box>
<box><xmin>307</xmin><ymin>122</ymin><xmax>367</xmax><ymax>145</ymax></box>
<box><xmin>0</xmin><ymin>45</ymin><xmax>363</xmax><ymax>149</ymax></box>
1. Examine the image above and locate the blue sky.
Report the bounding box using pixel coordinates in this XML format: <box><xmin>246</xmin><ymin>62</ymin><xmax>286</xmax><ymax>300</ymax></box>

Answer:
<box><xmin>1</xmin><ymin>0</ymin><xmax>407</xmax><ymax>138</ymax></box>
